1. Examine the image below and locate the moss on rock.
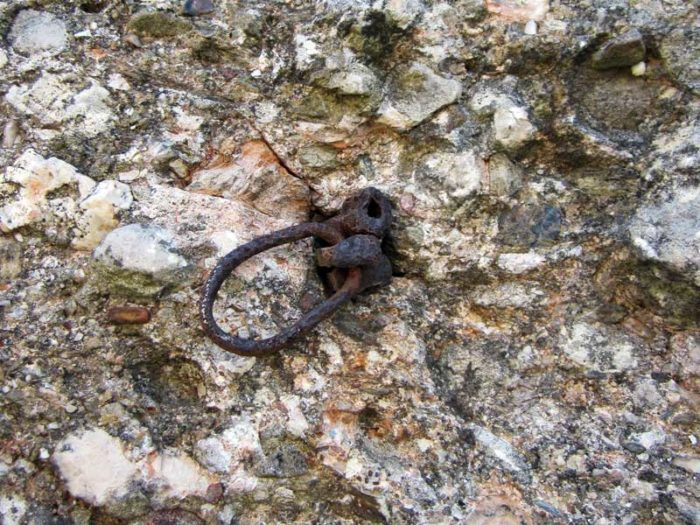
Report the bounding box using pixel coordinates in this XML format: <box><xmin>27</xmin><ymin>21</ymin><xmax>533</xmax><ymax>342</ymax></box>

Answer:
<box><xmin>126</xmin><ymin>12</ymin><xmax>191</xmax><ymax>39</ymax></box>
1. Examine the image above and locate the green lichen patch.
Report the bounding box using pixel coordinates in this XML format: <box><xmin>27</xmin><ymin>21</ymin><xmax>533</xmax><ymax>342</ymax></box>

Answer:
<box><xmin>344</xmin><ymin>11</ymin><xmax>406</xmax><ymax>65</ymax></box>
<box><xmin>90</xmin><ymin>261</ymin><xmax>174</xmax><ymax>298</ymax></box>
<box><xmin>595</xmin><ymin>249</ymin><xmax>700</xmax><ymax>330</ymax></box>
<box><xmin>126</xmin><ymin>12</ymin><xmax>191</xmax><ymax>39</ymax></box>
<box><xmin>286</xmin><ymin>85</ymin><xmax>378</xmax><ymax>121</ymax></box>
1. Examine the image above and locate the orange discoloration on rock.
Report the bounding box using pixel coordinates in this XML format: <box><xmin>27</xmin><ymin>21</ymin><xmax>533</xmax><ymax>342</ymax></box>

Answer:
<box><xmin>188</xmin><ymin>137</ymin><xmax>309</xmax><ymax>221</ymax></box>
<box><xmin>88</xmin><ymin>47</ymin><xmax>108</xmax><ymax>60</ymax></box>
<box><xmin>324</xmin><ymin>408</ymin><xmax>360</xmax><ymax>427</ymax></box>
<box><xmin>239</xmin><ymin>139</ymin><xmax>278</xmax><ymax>167</ymax></box>
<box><xmin>349</xmin><ymin>353</ymin><xmax>368</xmax><ymax>371</ymax></box>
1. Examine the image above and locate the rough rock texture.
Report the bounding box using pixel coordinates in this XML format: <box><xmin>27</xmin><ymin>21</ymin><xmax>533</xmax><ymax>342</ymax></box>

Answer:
<box><xmin>0</xmin><ymin>1</ymin><xmax>699</xmax><ymax>524</ymax></box>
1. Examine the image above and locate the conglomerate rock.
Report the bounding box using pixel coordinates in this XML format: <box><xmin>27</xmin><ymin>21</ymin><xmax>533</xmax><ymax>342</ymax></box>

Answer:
<box><xmin>0</xmin><ymin>0</ymin><xmax>699</xmax><ymax>524</ymax></box>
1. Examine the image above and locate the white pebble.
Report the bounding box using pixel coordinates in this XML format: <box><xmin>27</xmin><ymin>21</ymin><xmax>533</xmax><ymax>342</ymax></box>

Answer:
<box><xmin>631</xmin><ymin>61</ymin><xmax>646</xmax><ymax>76</ymax></box>
<box><xmin>2</xmin><ymin>120</ymin><xmax>20</xmax><ymax>148</ymax></box>
<box><xmin>524</xmin><ymin>20</ymin><xmax>538</xmax><ymax>35</ymax></box>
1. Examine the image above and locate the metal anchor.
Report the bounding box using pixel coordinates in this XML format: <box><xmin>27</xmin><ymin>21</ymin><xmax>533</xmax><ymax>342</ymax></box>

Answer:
<box><xmin>199</xmin><ymin>187</ymin><xmax>393</xmax><ymax>356</ymax></box>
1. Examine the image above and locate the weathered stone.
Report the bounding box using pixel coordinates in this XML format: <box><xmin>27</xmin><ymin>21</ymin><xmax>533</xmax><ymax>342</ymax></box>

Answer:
<box><xmin>591</xmin><ymin>29</ymin><xmax>646</xmax><ymax>70</ymax></box>
<box><xmin>6</xmin><ymin>75</ymin><xmax>114</xmax><ymax>136</ymax></box>
<box><xmin>294</xmin><ymin>34</ymin><xmax>322</xmax><ymax>72</ymax></box>
<box><xmin>188</xmin><ymin>140</ymin><xmax>309</xmax><ymax>221</ymax></box>
<box><xmin>631</xmin><ymin>61</ymin><xmax>646</xmax><ymax>76</ymax></box>
<box><xmin>496</xmin><ymin>251</ymin><xmax>545</xmax><ymax>274</ymax></box>
<box><xmin>493</xmin><ymin>102</ymin><xmax>536</xmax><ymax>152</ymax></box>
<box><xmin>327</xmin><ymin>63</ymin><xmax>380</xmax><ymax>96</ymax></box>
<box><xmin>468</xmin><ymin>424</ymin><xmax>530</xmax><ymax>475</ymax></box>
<box><xmin>53</xmin><ymin>427</ymin><xmax>216</xmax><ymax>508</ymax></box>
<box><xmin>472</xmin><ymin>282</ymin><xmax>545</xmax><ymax>308</ymax></box>
<box><xmin>637</xmin><ymin>428</ymin><xmax>666</xmax><ymax>449</ymax></box>
<box><xmin>255</xmin><ymin>442</ymin><xmax>308</xmax><ymax>478</ymax></box>
<box><xmin>384</xmin><ymin>0</ymin><xmax>425</xmax><ymax>29</ymax></box>
<box><xmin>465</xmin><ymin>504</ymin><xmax>522</xmax><ymax>525</ymax></box>
<box><xmin>421</xmin><ymin>149</ymin><xmax>485</xmax><ymax>199</ymax></box>
<box><xmin>5</xmin><ymin>74</ymin><xmax>73</xmax><ymax>128</ymax></box>
<box><xmin>81</xmin><ymin>181</ymin><xmax>133</xmax><ymax>211</ymax></box>
<box><xmin>93</xmin><ymin>224</ymin><xmax>191</xmax><ymax>296</ymax></box>
<box><xmin>629</xmin><ymin>186</ymin><xmax>700</xmax><ymax>286</ymax></box>
<box><xmin>377</xmin><ymin>63</ymin><xmax>462</xmax><ymax>130</ymax></box>
<box><xmin>143</xmin><ymin>451</ymin><xmax>215</xmax><ymax>500</ymax></box>
<box><xmin>486</xmin><ymin>153</ymin><xmax>522</xmax><ymax>196</ymax></box>
<box><xmin>498</xmin><ymin>204</ymin><xmax>562</xmax><ymax>247</ymax></box>
<box><xmin>559</xmin><ymin>322</ymin><xmax>639</xmax><ymax>373</ymax></box>
<box><xmin>183</xmin><ymin>0</ymin><xmax>215</xmax><ymax>16</ymax></box>
<box><xmin>53</xmin><ymin>429</ymin><xmax>138</xmax><ymax>506</ymax></box>
<box><xmin>673</xmin><ymin>456</ymin><xmax>700</xmax><ymax>475</ymax></box>
<box><xmin>94</xmin><ymin>225</ymin><xmax>186</xmax><ymax>276</ymax></box>
<box><xmin>524</xmin><ymin>20</ymin><xmax>538</xmax><ymax>35</ymax></box>
<box><xmin>0</xmin><ymin>149</ymin><xmax>93</xmax><ymax>233</ymax></box>
<box><xmin>298</xmin><ymin>144</ymin><xmax>340</xmax><ymax>170</ymax></box>
<box><xmin>9</xmin><ymin>10</ymin><xmax>67</xmax><ymax>56</ymax></box>
<box><xmin>0</xmin><ymin>496</ymin><xmax>28</xmax><ymax>525</ymax></box>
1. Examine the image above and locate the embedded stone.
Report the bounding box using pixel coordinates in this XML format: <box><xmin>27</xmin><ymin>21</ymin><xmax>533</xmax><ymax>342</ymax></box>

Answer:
<box><xmin>559</xmin><ymin>322</ymin><xmax>639</xmax><ymax>373</ymax></box>
<box><xmin>592</xmin><ymin>29</ymin><xmax>646</xmax><ymax>70</ymax></box>
<box><xmin>629</xmin><ymin>186</ymin><xmax>700</xmax><ymax>286</ymax></box>
<box><xmin>53</xmin><ymin>429</ymin><xmax>138</xmax><ymax>506</ymax></box>
<box><xmin>93</xmin><ymin>224</ymin><xmax>191</xmax><ymax>296</ymax></box>
<box><xmin>9</xmin><ymin>10</ymin><xmax>67</xmax><ymax>56</ymax></box>
<box><xmin>377</xmin><ymin>63</ymin><xmax>462</xmax><ymax>130</ymax></box>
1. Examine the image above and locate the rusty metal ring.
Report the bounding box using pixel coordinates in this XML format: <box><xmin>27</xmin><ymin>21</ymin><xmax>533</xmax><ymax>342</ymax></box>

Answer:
<box><xmin>200</xmin><ymin>222</ymin><xmax>363</xmax><ymax>357</ymax></box>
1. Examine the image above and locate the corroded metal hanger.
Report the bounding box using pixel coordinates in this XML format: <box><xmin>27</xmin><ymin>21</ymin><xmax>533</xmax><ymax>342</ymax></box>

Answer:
<box><xmin>200</xmin><ymin>188</ymin><xmax>393</xmax><ymax>356</ymax></box>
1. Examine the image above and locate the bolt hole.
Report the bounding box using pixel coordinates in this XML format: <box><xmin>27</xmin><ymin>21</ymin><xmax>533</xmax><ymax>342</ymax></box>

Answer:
<box><xmin>367</xmin><ymin>198</ymin><xmax>382</xmax><ymax>218</ymax></box>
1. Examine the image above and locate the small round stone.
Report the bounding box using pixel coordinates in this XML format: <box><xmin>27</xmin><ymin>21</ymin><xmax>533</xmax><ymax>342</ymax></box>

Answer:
<box><xmin>631</xmin><ymin>61</ymin><xmax>646</xmax><ymax>76</ymax></box>
<box><xmin>184</xmin><ymin>0</ymin><xmax>215</xmax><ymax>16</ymax></box>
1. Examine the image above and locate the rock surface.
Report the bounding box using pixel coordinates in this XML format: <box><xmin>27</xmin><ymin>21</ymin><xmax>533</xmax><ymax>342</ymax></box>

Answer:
<box><xmin>0</xmin><ymin>1</ymin><xmax>698</xmax><ymax>524</ymax></box>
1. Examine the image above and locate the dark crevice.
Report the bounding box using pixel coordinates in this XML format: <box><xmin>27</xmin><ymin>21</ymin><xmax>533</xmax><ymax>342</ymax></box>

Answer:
<box><xmin>367</xmin><ymin>197</ymin><xmax>382</xmax><ymax>218</ymax></box>
<box><xmin>249</xmin><ymin>123</ymin><xmax>305</xmax><ymax>182</ymax></box>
